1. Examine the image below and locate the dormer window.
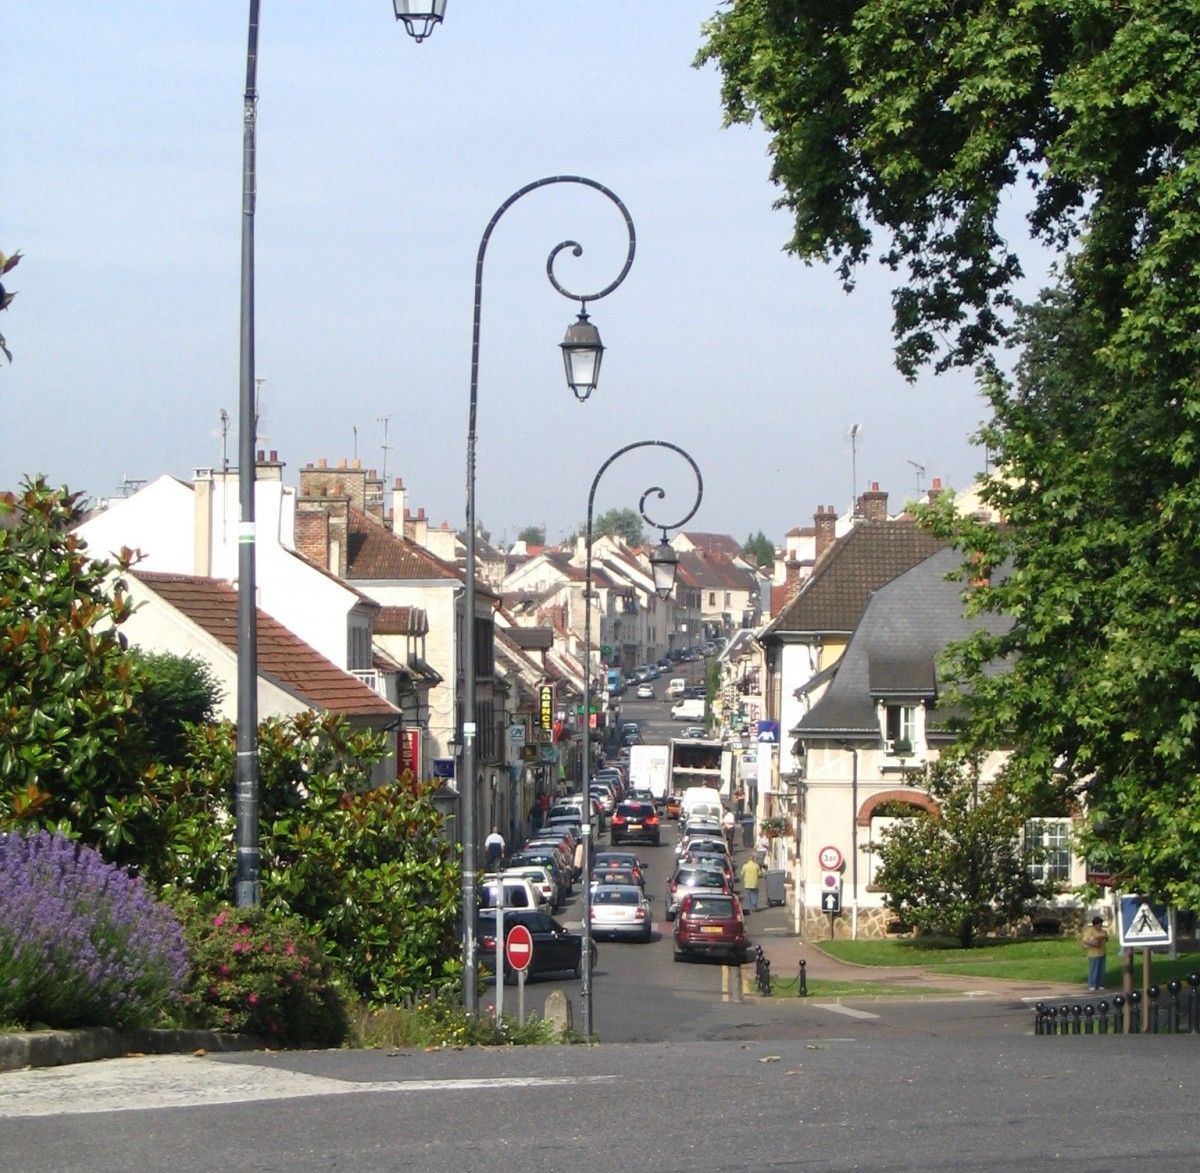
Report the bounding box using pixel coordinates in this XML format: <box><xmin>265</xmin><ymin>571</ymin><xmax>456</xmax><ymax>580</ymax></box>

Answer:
<box><xmin>884</xmin><ymin>704</ymin><xmax>916</xmax><ymax>753</ymax></box>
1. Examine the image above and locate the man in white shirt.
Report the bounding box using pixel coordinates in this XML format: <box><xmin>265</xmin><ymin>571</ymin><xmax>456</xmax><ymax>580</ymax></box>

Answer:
<box><xmin>484</xmin><ymin>827</ymin><xmax>505</xmax><ymax>868</ymax></box>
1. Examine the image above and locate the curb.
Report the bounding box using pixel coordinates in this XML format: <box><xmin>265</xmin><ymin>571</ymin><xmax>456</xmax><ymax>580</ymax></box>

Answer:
<box><xmin>0</xmin><ymin>1028</ymin><xmax>262</xmax><ymax>1074</ymax></box>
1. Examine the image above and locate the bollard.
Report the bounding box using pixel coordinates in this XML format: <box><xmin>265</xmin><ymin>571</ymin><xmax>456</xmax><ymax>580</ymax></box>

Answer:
<box><xmin>1112</xmin><ymin>994</ymin><xmax>1125</xmax><ymax>1035</ymax></box>
<box><xmin>798</xmin><ymin>958</ymin><xmax>809</xmax><ymax>998</ymax></box>
<box><xmin>1048</xmin><ymin>1005</ymin><xmax>1059</xmax><ymax>1035</ymax></box>
<box><xmin>1034</xmin><ymin>1002</ymin><xmax>1046</xmax><ymax>1036</ymax></box>
<box><xmin>1129</xmin><ymin>989</ymin><xmax>1142</xmax><ymax>1034</ymax></box>
<box><xmin>1189</xmin><ymin>973</ymin><xmax>1200</xmax><ymax>1034</ymax></box>
<box><xmin>1071</xmin><ymin>1003</ymin><xmax>1083</xmax><ymax>1035</ymax></box>
<box><xmin>1084</xmin><ymin>1003</ymin><xmax>1095</xmax><ymax>1034</ymax></box>
<box><xmin>1097</xmin><ymin>1000</ymin><xmax>1109</xmax><ymax>1035</ymax></box>
<box><xmin>1168</xmin><ymin>980</ymin><xmax>1181</xmax><ymax>1035</ymax></box>
<box><xmin>1148</xmin><ymin>984</ymin><xmax>1160</xmax><ymax>1034</ymax></box>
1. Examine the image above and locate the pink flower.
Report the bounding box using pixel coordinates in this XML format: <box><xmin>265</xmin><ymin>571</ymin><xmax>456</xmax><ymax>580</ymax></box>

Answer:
<box><xmin>209</xmin><ymin>984</ymin><xmax>221</xmax><ymax>995</ymax></box>
<box><xmin>246</xmin><ymin>993</ymin><xmax>259</xmax><ymax>1005</ymax></box>
<box><xmin>260</xmin><ymin>942</ymin><xmax>271</xmax><ymax>953</ymax></box>
<box><xmin>291</xmin><ymin>972</ymin><xmax>302</xmax><ymax>984</ymax></box>
<box><xmin>238</xmin><ymin>923</ymin><xmax>252</xmax><ymax>936</ymax></box>
<box><xmin>212</xmin><ymin>913</ymin><xmax>227</xmax><ymax>928</ymax></box>
<box><xmin>219</xmin><ymin>963</ymin><xmax>231</xmax><ymax>977</ymax></box>
<box><xmin>284</xmin><ymin>942</ymin><xmax>296</xmax><ymax>956</ymax></box>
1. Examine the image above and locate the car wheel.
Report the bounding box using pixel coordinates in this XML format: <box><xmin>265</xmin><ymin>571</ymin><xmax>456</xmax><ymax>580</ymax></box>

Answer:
<box><xmin>673</xmin><ymin>946</ymin><xmax>685</xmax><ymax>962</ymax></box>
<box><xmin>641</xmin><ymin>925</ymin><xmax>653</xmax><ymax>943</ymax></box>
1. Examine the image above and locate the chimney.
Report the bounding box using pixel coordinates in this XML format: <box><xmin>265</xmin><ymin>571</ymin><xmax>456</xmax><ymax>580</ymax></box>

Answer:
<box><xmin>294</xmin><ymin>504</ymin><xmax>331</xmax><ymax>572</ymax></box>
<box><xmin>785</xmin><ymin>558</ymin><xmax>803</xmax><ymax>603</ymax></box>
<box><xmin>860</xmin><ymin>482</ymin><xmax>888</xmax><ymax>522</ymax></box>
<box><xmin>927</xmin><ymin>476</ymin><xmax>944</xmax><ymax>504</ymax></box>
<box><xmin>393</xmin><ymin>478</ymin><xmax>406</xmax><ymax>534</ymax></box>
<box><xmin>814</xmin><ymin>505</ymin><xmax>837</xmax><ymax>562</ymax></box>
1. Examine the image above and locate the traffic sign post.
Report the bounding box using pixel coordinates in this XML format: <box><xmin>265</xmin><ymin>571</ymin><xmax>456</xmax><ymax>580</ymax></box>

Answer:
<box><xmin>821</xmin><ymin>870</ymin><xmax>842</xmax><ymax>936</ymax></box>
<box><xmin>1117</xmin><ymin>895</ymin><xmax>1172</xmax><ymax>1033</ymax></box>
<box><xmin>505</xmin><ymin>923</ymin><xmax>534</xmax><ymax>1027</ymax></box>
<box><xmin>818</xmin><ymin>845</ymin><xmax>844</xmax><ymax>872</ymax></box>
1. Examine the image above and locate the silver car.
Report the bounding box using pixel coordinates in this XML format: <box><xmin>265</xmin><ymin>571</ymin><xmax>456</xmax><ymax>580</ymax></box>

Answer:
<box><xmin>588</xmin><ymin>883</ymin><xmax>653</xmax><ymax>942</ymax></box>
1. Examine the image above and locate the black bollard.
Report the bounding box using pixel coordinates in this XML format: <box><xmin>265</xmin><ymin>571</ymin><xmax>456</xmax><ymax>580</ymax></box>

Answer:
<box><xmin>799</xmin><ymin>958</ymin><xmax>809</xmax><ymax>998</ymax></box>
<box><xmin>1047</xmin><ymin>1005</ymin><xmax>1059</xmax><ymax>1035</ymax></box>
<box><xmin>1168</xmin><ymin>980</ymin><xmax>1181</xmax><ymax>1034</ymax></box>
<box><xmin>1034</xmin><ymin>1002</ymin><xmax>1046</xmax><ymax>1036</ymax></box>
<box><xmin>1148</xmin><ymin>984</ymin><xmax>1160</xmax><ymax>1034</ymax></box>
<box><xmin>1098</xmin><ymin>1000</ymin><xmax>1109</xmax><ymax>1034</ymax></box>
<box><xmin>1084</xmin><ymin>1003</ymin><xmax>1094</xmax><ymax>1034</ymax></box>
<box><xmin>1189</xmin><ymin>973</ymin><xmax>1200</xmax><ymax>1034</ymax></box>
<box><xmin>1129</xmin><ymin>989</ymin><xmax>1142</xmax><ymax>1034</ymax></box>
<box><xmin>1112</xmin><ymin>994</ymin><xmax>1125</xmax><ymax>1035</ymax></box>
<box><xmin>1071</xmin><ymin>1003</ymin><xmax>1083</xmax><ymax>1035</ymax></box>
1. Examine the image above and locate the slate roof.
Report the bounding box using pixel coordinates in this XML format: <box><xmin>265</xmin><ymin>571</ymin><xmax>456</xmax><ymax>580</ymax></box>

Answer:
<box><xmin>676</xmin><ymin>550</ymin><xmax>757</xmax><ymax>592</ymax></box>
<box><xmin>761</xmin><ymin>520</ymin><xmax>946</xmax><ymax>642</ymax></box>
<box><xmin>505</xmin><ymin>626</ymin><xmax>554</xmax><ymax>652</ymax></box>
<box><xmin>792</xmin><ymin>546</ymin><xmax>1010</xmax><ymax>741</ymax></box>
<box><xmin>678</xmin><ymin>531</ymin><xmax>743</xmax><ymax>559</ymax></box>
<box><xmin>132</xmin><ymin>571</ymin><xmax>398</xmax><ymax>719</ymax></box>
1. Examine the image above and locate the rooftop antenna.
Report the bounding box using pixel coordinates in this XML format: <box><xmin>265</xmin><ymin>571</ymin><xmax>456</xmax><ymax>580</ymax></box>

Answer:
<box><xmin>849</xmin><ymin>423</ymin><xmax>861</xmax><ymax>512</ymax></box>
<box><xmin>254</xmin><ymin>377</ymin><xmax>269</xmax><ymax>447</ymax></box>
<box><xmin>907</xmin><ymin>459</ymin><xmax>926</xmax><ymax>498</ymax></box>
<box><xmin>378</xmin><ymin>414</ymin><xmax>392</xmax><ymax>483</ymax></box>
<box><xmin>116</xmin><ymin>474</ymin><xmax>146</xmax><ymax>497</ymax></box>
<box><xmin>218</xmin><ymin>409</ymin><xmax>231</xmax><ymax>475</ymax></box>
<box><xmin>352</xmin><ymin>424</ymin><xmax>358</xmax><ymax>460</ymax></box>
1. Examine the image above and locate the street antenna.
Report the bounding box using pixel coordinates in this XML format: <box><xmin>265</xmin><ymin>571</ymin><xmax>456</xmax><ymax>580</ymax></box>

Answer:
<box><xmin>907</xmin><ymin>459</ymin><xmax>926</xmax><ymax>498</ymax></box>
<box><xmin>379</xmin><ymin>414</ymin><xmax>393</xmax><ymax>483</ymax></box>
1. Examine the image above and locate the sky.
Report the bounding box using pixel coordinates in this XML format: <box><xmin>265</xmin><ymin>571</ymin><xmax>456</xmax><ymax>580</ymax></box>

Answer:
<box><xmin>8</xmin><ymin>2</ymin><xmax>1014</xmax><ymax>550</ymax></box>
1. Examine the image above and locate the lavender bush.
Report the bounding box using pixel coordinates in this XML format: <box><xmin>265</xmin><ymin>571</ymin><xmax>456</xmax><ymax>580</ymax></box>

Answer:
<box><xmin>0</xmin><ymin>830</ymin><xmax>189</xmax><ymax>1029</ymax></box>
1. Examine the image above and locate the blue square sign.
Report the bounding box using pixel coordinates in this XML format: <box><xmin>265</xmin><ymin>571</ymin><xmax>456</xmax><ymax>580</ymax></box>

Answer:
<box><xmin>1117</xmin><ymin>895</ymin><xmax>1172</xmax><ymax>948</ymax></box>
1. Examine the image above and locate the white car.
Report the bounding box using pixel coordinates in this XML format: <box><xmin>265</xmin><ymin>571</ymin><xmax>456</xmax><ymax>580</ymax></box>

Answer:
<box><xmin>589</xmin><ymin>884</ymin><xmax>653</xmax><ymax>942</ymax></box>
<box><xmin>636</xmin><ymin>682</ymin><xmax>654</xmax><ymax>700</ymax></box>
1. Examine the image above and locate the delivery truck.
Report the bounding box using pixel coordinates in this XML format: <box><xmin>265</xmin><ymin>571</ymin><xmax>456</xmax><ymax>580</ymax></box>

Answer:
<box><xmin>667</xmin><ymin>737</ymin><xmax>729</xmax><ymax>806</ymax></box>
<box><xmin>628</xmin><ymin>743</ymin><xmax>670</xmax><ymax>805</ymax></box>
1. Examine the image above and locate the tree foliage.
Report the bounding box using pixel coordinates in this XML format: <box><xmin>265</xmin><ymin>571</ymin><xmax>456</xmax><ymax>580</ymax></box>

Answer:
<box><xmin>517</xmin><ymin>524</ymin><xmax>545</xmax><ymax>546</ymax></box>
<box><xmin>592</xmin><ymin>507</ymin><xmax>644</xmax><ymax>546</ymax></box>
<box><xmin>156</xmin><ymin>712</ymin><xmax>462</xmax><ymax>1005</ymax></box>
<box><xmin>0</xmin><ymin>479</ymin><xmax>151</xmax><ymax>863</ymax></box>
<box><xmin>742</xmin><ymin>530</ymin><xmax>774</xmax><ymax>570</ymax></box>
<box><xmin>0</xmin><ymin>249</ymin><xmax>20</xmax><ymax>363</ymax></box>
<box><xmin>128</xmin><ymin>650</ymin><xmax>223</xmax><ymax>767</ymax></box>
<box><xmin>874</xmin><ymin>760</ymin><xmax>1049</xmax><ymax>947</ymax></box>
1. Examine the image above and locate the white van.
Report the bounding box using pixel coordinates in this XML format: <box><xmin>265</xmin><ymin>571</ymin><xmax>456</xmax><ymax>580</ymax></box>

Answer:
<box><xmin>479</xmin><ymin>875</ymin><xmax>539</xmax><ymax>910</ymax></box>
<box><xmin>679</xmin><ymin>786</ymin><xmax>723</xmax><ymax>820</ymax></box>
<box><xmin>666</xmin><ymin>677</ymin><xmax>687</xmax><ymax>699</ymax></box>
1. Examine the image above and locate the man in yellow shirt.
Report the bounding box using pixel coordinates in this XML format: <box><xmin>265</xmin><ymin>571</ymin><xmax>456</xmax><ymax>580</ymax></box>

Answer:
<box><xmin>740</xmin><ymin>856</ymin><xmax>761</xmax><ymax>915</ymax></box>
<box><xmin>1082</xmin><ymin>915</ymin><xmax>1109</xmax><ymax>990</ymax></box>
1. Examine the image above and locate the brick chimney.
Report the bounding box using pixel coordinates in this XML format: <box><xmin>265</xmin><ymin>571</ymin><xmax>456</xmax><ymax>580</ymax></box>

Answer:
<box><xmin>784</xmin><ymin>558</ymin><xmax>803</xmax><ymax>603</ymax></box>
<box><xmin>860</xmin><ymin>482</ymin><xmax>888</xmax><ymax>522</ymax></box>
<box><xmin>294</xmin><ymin>505</ymin><xmax>330</xmax><ymax>571</ymax></box>
<box><xmin>927</xmin><ymin>476</ymin><xmax>944</xmax><ymax>504</ymax></box>
<box><xmin>814</xmin><ymin>505</ymin><xmax>837</xmax><ymax>562</ymax></box>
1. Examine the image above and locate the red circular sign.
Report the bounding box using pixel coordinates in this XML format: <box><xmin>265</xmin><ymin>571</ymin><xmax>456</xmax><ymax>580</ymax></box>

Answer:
<box><xmin>505</xmin><ymin>924</ymin><xmax>534</xmax><ymax>972</ymax></box>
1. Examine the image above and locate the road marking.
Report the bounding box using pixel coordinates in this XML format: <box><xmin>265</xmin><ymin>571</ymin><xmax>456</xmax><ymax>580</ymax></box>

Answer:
<box><xmin>0</xmin><ymin>1058</ymin><xmax>618</xmax><ymax>1119</ymax></box>
<box><xmin>814</xmin><ymin>1004</ymin><xmax>879</xmax><ymax>1021</ymax></box>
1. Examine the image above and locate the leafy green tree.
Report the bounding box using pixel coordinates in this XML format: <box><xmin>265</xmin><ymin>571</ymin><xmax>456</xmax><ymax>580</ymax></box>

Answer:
<box><xmin>874</xmin><ymin>760</ymin><xmax>1049</xmax><ymax>947</ymax></box>
<box><xmin>158</xmin><ymin>712</ymin><xmax>462</xmax><ymax>1004</ymax></box>
<box><xmin>0</xmin><ymin>479</ymin><xmax>152</xmax><ymax>863</ymax></box>
<box><xmin>742</xmin><ymin>531</ymin><xmax>774</xmax><ymax>571</ymax></box>
<box><xmin>129</xmin><ymin>650</ymin><xmax>223</xmax><ymax>767</ymax></box>
<box><xmin>592</xmin><ymin>507</ymin><xmax>644</xmax><ymax>546</ymax></box>
<box><xmin>700</xmin><ymin>2</ymin><xmax>1200</xmax><ymax>903</ymax></box>
<box><xmin>517</xmin><ymin>524</ymin><xmax>545</xmax><ymax>546</ymax></box>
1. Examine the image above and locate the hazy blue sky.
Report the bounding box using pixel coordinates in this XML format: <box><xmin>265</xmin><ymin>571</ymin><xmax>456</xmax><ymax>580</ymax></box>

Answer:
<box><xmin>8</xmin><ymin>2</ymin><xmax>1009</xmax><ymax>547</ymax></box>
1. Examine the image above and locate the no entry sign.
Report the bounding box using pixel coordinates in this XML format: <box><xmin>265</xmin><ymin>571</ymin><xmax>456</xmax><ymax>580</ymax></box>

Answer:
<box><xmin>505</xmin><ymin>924</ymin><xmax>534</xmax><ymax>972</ymax></box>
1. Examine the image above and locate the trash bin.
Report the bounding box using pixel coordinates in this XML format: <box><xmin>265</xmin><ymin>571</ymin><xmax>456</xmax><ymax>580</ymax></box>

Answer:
<box><xmin>764</xmin><ymin>869</ymin><xmax>786</xmax><ymax>907</ymax></box>
<box><xmin>741</xmin><ymin>816</ymin><xmax>755</xmax><ymax>848</ymax></box>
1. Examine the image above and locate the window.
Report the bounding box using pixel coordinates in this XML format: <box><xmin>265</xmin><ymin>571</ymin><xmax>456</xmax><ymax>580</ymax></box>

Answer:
<box><xmin>884</xmin><ymin>704</ymin><xmax>916</xmax><ymax>750</ymax></box>
<box><xmin>1026</xmin><ymin>818</ymin><xmax>1071</xmax><ymax>884</ymax></box>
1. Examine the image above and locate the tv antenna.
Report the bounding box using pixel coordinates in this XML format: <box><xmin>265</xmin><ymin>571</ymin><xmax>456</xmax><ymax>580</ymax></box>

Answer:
<box><xmin>848</xmin><ymin>423</ymin><xmax>861</xmax><ymax>512</ymax></box>
<box><xmin>254</xmin><ymin>377</ymin><xmax>269</xmax><ymax>447</ymax></box>
<box><xmin>907</xmin><ymin>459</ymin><xmax>926</xmax><ymax>497</ymax></box>
<box><xmin>379</xmin><ymin>414</ymin><xmax>393</xmax><ymax>483</ymax></box>
<box><xmin>218</xmin><ymin>408</ymin><xmax>231</xmax><ymax>474</ymax></box>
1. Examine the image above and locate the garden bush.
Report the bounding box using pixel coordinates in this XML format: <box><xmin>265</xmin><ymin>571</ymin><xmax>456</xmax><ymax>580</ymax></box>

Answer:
<box><xmin>173</xmin><ymin>897</ymin><xmax>348</xmax><ymax>1048</ymax></box>
<box><xmin>0</xmin><ymin>830</ymin><xmax>188</xmax><ymax>1029</ymax></box>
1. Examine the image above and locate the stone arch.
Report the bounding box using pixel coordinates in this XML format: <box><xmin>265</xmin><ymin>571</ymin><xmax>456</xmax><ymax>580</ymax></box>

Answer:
<box><xmin>857</xmin><ymin>788</ymin><xmax>939</xmax><ymax>828</ymax></box>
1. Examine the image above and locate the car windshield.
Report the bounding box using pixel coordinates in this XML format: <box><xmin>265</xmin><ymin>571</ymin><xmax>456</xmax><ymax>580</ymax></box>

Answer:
<box><xmin>688</xmin><ymin>896</ymin><xmax>735</xmax><ymax>917</ymax></box>
<box><xmin>593</xmin><ymin>888</ymin><xmax>640</xmax><ymax>905</ymax></box>
<box><xmin>593</xmin><ymin>869</ymin><xmax>635</xmax><ymax>885</ymax></box>
<box><xmin>678</xmin><ymin>869</ymin><xmax>725</xmax><ymax>887</ymax></box>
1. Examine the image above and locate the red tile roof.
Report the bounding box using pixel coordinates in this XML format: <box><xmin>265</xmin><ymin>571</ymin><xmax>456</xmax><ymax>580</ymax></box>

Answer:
<box><xmin>132</xmin><ymin>572</ymin><xmax>398</xmax><ymax>718</ymax></box>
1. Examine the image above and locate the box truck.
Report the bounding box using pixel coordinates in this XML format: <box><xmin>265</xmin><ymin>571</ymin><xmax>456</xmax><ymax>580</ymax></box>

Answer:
<box><xmin>628</xmin><ymin>743</ymin><xmax>670</xmax><ymax>804</ymax></box>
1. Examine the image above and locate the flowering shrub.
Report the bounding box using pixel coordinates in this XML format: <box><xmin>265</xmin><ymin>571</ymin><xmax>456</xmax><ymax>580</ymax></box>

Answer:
<box><xmin>0</xmin><ymin>830</ymin><xmax>188</xmax><ymax>1029</ymax></box>
<box><xmin>173</xmin><ymin>898</ymin><xmax>348</xmax><ymax>1048</ymax></box>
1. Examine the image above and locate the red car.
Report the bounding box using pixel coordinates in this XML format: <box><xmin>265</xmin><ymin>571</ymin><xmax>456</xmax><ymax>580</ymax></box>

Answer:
<box><xmin>673</xmin><ymin>892</ymin><xmax>748</xmax><ymax>964</ymax></box>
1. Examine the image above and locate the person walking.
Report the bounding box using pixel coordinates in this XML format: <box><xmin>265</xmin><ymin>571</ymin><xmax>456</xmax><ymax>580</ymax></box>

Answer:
<box><xmin>1082</xmin><ymin>915</ymin><xmax>1109</xmax><ymax>990</ymax></box>
<box><xmin>722</xmin><ymin>806</ymin><xmax>737</xmax><ymax>850</ymax></box>
<box><xmin>740</xmin><ymin>854</ymin><xmax>762</xmax><ymax>915</ymax></box>
<box><xmin>484</xmin><ymin>827</ymin><xmax>505</xmax><ymax>870</ymax></box>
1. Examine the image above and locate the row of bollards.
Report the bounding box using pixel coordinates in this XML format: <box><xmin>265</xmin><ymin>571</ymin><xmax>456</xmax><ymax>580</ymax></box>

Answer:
<box><xmin>1035</xmin><ymin>975</ymin><xmax>1200</xmax><ymax>1035</ymax></box>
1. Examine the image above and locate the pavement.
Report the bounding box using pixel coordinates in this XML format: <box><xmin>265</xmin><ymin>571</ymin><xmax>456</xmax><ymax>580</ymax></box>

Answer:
<box><xmin>740</xmin><ymin>887</ymin><xmax>1085</xmax><ymax>1002</ymax></box>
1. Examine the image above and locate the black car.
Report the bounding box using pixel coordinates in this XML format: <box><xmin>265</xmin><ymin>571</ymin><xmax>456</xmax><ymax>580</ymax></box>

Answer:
<box><xmin>610</xmin><ymin>800</ymin><xmax>661</xmax><ymax>846</ymax></box>
<box><xmin>477</xmin><ymin>909</ymin><xmax>597</xmax><ymax>984</ymax></box>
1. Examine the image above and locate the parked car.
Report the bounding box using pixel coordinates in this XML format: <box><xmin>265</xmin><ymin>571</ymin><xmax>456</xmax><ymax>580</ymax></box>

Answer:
<box><xmin>590</xmin><ymin>865</ymin><xmax>641</xmax><ymax>892</ymax></box>
<box><xmin>589</xmin><ymin>883</ymin><xmax>653</xmax><ymax>942</ymax></box>
<box><xmin>610</xmin><ymin>800</ymin><xmax>660</xmax><ymax>846</ymax></box>
<box><xmin>666</xmin><ymin>863</ymin><xmax>730</xmax><ymax>919</ymax></box>
<box><xmin>479</xmin><ymin>874</ymin><xmax>539</xmax><ymax>911</ymax></box>
<box><xmin>673</xmin><ymin>892</ymin><xmax>748</xmax><ymax>963</ymax></box>
<box><xmin>635</xmin><ymin>682</ymin><xmax>654</xmax><ymax>700</ymax></box>
<box><xmin>683</xmin><ymin>684</ymin><xmax>707</xmax><ymax>699</ymax></box>
<box><xmin>477</xmin><ymin>909</ymin><xmax>597</xmax><ymax>984</ymax></box>
<box><xmin>501</xmin><ymin>864</ymin><xmax>559</xmax><ymax>910</ymax></box>
<box><xmin>665</xmin><ymin>677</ymin><xmax>687</xmax><ymax>699</ymax></box>
<box><xmin>593</xmin><ymin>850</ymin><xmax>646</xmax><ymax>888</ymax></box>
<box><xmin>665</xmin><ymin>794</ymin><xmax>683</xmax><ymax>820</ymax></box>
<box><xmin>506</xmin><ymin>850</ymin><xmax>572</xmax><ymax>903</ymax></box>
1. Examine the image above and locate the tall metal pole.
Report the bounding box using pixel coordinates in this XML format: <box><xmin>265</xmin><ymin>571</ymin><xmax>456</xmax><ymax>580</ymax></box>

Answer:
<box><xmin>462</xmin><ymin>176</ymin><xmax>635</xmax><ymax>1014</ymax></box>
<box><xmin>235</xmin><ymin>0</ymin><xmax>262</xmax><ymax>908</ymax></box>
<box><xmin>233</xmin><ymin>3</ymin><xmax>442</xmax><ymax>909</ymax></box>
<box><xmin>579</xmin><ymin>440</ymin><xmax>703</xmax><ymax>1039</ymax></box>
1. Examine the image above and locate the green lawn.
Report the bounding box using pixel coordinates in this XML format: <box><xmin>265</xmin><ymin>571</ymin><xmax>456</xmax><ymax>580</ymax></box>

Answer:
<box><xmin>816</xmin><ymin>938</ymin><xmax>1200</xmax><ymax>986</ymax></box>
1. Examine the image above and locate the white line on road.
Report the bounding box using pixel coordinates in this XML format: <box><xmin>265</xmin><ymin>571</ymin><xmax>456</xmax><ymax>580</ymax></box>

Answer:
<box><xmin>814</xmin><ymin>1004</ymin><xmax>880</xmax><ymax>1021</ymax></box>
<box><xmin>0</xmin><ymin>1057</ymin><xmax>618</xmax><ymax>1119</ymax></box>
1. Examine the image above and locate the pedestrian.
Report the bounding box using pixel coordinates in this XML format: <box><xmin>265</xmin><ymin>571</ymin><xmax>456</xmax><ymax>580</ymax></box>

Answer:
<box><xmin>484</xmin><ymin>827</ymin><xmax>505</xmax><ymax>869</ymax></box>
<box><xmin>722</xmin><ymin>807</ymin><xmax>736</xmax><ymax>850</ymax></box>
<box><xmin>1082</xmin><ymin>915</ymin><xmax>1109</xmax><ymax>990</ymax></box>
<box><xmin>755</xmin><ymin>832</ymin><xmax>770</xmax><ymax>866</ymax></box>
<box><xmin>536</xmin><ymin>791</ymin><xmax>550</xmax><ymax>828</ymax></box>
<box><xmin>734</xmin><ymin>785</ymin><xmax>745</xmax><ymax>816</ymax></box>
<box><xmin>740</xmin><ymin>854</ymin><xmax>761</xmax><ymax>915</ymax></box>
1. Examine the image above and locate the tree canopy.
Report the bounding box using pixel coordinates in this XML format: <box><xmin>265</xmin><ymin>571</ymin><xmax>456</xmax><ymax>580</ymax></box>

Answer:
<box><xmin>517</xmin><ymin>524</ymin><xmax>546</xmax><ymax>546</ymax></box>
<box><xmin>742</xmin><ymin>530</ymin><xmax>774</xmax><ymax>571</ymax></box>
<box><xmin>592</xmin><ymin>507</ymin><xmax>645</xmax><ymax>546</ymax></box>
<box><xmin>701</xmin><ymin>2</ymin><xmax>1200</xmax><ymax>904</ymax></box>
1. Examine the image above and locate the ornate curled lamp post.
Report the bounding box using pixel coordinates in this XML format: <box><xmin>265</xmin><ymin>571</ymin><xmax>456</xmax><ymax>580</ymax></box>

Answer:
<box><xmin>234</xmin><ymin>2</ymin><xmax>445</xmax><ymax>908</ymax></box>
<box><xmin>461</xmin><ymin>177</ymin><xmax>636</xmax><ymax>1014</ymax></box>
<box><xmin>579</xmin><ymin>441</ymin><xmax>703</xmax><ymax>1039</ymax></box>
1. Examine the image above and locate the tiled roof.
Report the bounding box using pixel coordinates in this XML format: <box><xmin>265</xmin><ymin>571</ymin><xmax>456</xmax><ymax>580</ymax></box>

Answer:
<box><xmin>345</xmin><ymin>509</ymin><xmax>461</xmax><ymax>582</ymax></box>
<box><xmin>679</xmin><ymin>531</ymin><xmax>743</xmax><ymax>559</ymax></box>
<box><xmin>132</xmin><ymin>572</ymin><xmax>398</xmax><ymax>718</ymax></box>
<box><xmin>375</xmin><ymin>605</ymin><xmax>427</xmax><ymax>636</ymax></box>
<box><xmin>677</xmin><ymin>550</ymin><xmax>757</xmax><ymax>592</ymax></box>
<box><xmin>761</xmin><ymin>520</ymin><xmax>946</xmax><ymax>641</ymax></box>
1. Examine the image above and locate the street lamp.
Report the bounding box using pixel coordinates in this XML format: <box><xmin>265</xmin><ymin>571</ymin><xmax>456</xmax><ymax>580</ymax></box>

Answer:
<box><xmin>234</xmin><ymin>3</ymin><xmax>444</xmax><ymax>908</ymax></box>
<box><xmin>461</xmin><ymin>177</ymin><xmax>636</xmax><ymax>1014</ymax></box>
<box><xmin>579</xmin><ymin>440</ymin><xmax>703</xmax><ymax>1039</ymax></box>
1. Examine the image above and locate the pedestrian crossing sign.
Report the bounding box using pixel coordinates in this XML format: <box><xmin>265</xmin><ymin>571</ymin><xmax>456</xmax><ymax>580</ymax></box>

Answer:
<box><xmin>1117</xmin><ymin>895</ymin><xmax>1172</xmax><ymax>948</ymax></box>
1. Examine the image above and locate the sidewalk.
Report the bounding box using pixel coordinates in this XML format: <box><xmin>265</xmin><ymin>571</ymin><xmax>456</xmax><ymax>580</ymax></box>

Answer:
<box><xmin>741</xmin><ymin>886</ymin><xmax>1083</xmax><ymax>1002</ymax></box>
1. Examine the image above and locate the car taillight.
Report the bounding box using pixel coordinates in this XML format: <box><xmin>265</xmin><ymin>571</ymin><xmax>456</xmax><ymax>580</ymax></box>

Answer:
<box><xmin>612</xmin><ymin>814</ymin><xmax>626</xmax><ymax>825</ymax></box>
<box><xmin>635</xmin><ymin>908</ymin><xmax>647</xmax><ymax>920</ymax></box>
<box><xmin>646</xmin><ymin>814</ymin><xmax>659</xmax><ymax>825</ymax></box>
